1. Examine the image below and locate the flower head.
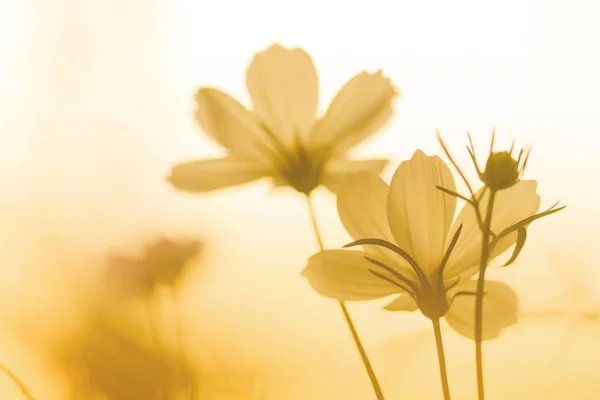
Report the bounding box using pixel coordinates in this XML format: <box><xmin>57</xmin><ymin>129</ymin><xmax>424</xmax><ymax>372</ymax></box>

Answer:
<box><xmin>104</xmin><ymin>237</ymin><xmax>202</xmax><ymax>298</ymax></box>
<box><xmin>465</xmin><ymin>128</ymin><xmax>531</xmax><ymax>191</ymax></box>
<box><xmin>168</xmin><ymin>44</ymin><xmax>399</xmax><ymax>195</ymax></box>
<box><xmin>483</xmin><ymin>151</ymin><xmax>520</xmax><ymax>189</ymax></box>
<box><xmin>302</xmin><ymin>150</ymin><xmax>543</xmax><ymax>339</ymax></box>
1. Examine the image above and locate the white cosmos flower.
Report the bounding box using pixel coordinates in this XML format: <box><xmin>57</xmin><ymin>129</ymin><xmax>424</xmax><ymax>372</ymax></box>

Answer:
<box><xmin>303</xmin><ymin>150</ymin><xmax>542</xmax><ymax>339</ymax></box>
<box><xmin>167</xmin><ymin>44</ymin><xmax>399</xmax><ymax>195</ymax></box>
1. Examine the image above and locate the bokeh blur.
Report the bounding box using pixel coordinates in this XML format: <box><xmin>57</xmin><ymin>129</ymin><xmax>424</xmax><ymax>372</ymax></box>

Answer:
<box><xmin>0</xmin><ymin>0</ymin><xmax>599</xmax><ymax>399</ymax></box>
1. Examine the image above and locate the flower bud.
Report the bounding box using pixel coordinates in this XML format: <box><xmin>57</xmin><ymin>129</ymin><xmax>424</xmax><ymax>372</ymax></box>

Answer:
<box><xmin>481</xmin><ymin>151</ymin><xmax>520</xmax><ymax>190</ymax></box>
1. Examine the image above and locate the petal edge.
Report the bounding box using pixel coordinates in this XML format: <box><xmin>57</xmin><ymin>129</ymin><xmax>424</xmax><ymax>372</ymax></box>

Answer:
<box><xmin>303</xmin><ymin>249</ymin><xmax>401</xmax><ymax>301</ymax></box>
<box><xmin>308</xmin><ymin>71</ymin><xmax>398</xmax><ymax>155</ymax></box>
<box><xmin>444</xmin><ymin>280</ymin><xmax>519</xmax><ymax>340</ymax></box>
<box><xmin>387</xmin><ymin>150</ymin><xmax>457</xmax><ymax>275</ymax></box>
<box><xmin>167</xmin><ymin>157</ymin><xmax>269</xmax><ymax>193</ymax></box>
<box><xmin>246</xmin><ymin>44</ymin><xmax>319</xmax><ymax>146</ymax></box>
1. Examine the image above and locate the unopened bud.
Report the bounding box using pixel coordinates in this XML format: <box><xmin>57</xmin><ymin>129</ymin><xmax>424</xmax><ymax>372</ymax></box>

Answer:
<box><xmin>481</xmin><ymin>151</ymin><xmax>520</xmax><ymax>190</ymax></box>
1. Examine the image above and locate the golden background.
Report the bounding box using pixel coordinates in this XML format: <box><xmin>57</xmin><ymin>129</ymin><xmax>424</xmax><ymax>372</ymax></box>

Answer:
<box><xmin>0</xmin><ymin>0</ymin><xmax>598</xmax><ymax>398</ymax></box>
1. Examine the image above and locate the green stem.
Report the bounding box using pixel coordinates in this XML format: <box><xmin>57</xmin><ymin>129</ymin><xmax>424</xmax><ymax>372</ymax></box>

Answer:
<box><xmin>305</xmin><ymin>194</ymin><xmax>385</xmax><ymax>400</ymax></box>
<box><xmin>474</xmin><ymin>190</ymin><xmax>496</xmax><ymax>400</ymax></box>
<box><xmin>431</xmin><ymin>319</ymin><xmax>451</xmax><ymax>400</ymax></box>
<box><xmin>0</xmin><ymin>363</ymin><xmax>36</xmax><ymax>400</ymax></box>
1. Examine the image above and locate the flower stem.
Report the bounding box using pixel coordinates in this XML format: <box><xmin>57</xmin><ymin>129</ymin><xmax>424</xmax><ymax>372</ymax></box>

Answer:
<box><xmin>431</xmin><ymin>319</ymin><xmax>451</xmax><ymax>400</ymax></box>
<box><xmin>146</xmin><ymin>297</ymin><xmax>162</xmax><ymax>349</ymax></box>
<box><xmin>305</xmin><ymin>194</ymin><xmax>385</xmax><ymax>400</ymax></box>
<box><xmin>171</xmin><ymin>289</ymin><xmax>197</xmax><ymax>400</ymax></box>
<box><xmin>474</xmin><ymin>190</ymin><xmax>496</xmax><ymax>400</ymax></box>
<box><xmin>0</xmin><ymin>363</ymin><xmax>36</xmax><ymax>400</ymax></box>
<box><xmin>306</xmin><ymin>194</ymin><xmax>325</xmax><ymax>250</ymax></box>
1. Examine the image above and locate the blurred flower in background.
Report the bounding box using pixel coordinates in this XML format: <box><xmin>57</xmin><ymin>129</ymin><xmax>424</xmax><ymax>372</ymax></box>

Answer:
<box><xmin>103</xmin><ymin>237</ymin><xmax>203</xmax><ymax>299</ymax></box>
<box><xmin>50</xmin><ymin>236</ymin><xmax>202</xmax><ymax>399</ymax></box>
<box><xmin>49</xmin><ymin>234</ymin><xmax>265</xmax><ymax>399</ymax></box>
<box><xmin>168</xmin><ymin>44</ymin><xmax>399</xmax><ymax>195</ymax></box>
<box><xmin>55</xmin><ymin>304</ymin><xmax>265</xmax><ymax>400</ymax></box>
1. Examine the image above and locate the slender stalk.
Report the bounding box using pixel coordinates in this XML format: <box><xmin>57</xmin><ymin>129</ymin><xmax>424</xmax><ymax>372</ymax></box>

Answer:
<box><xmin>171</xmin><ymin>290</ymin><xmax>185</xmax><ymax>369</ymax></box>
<box><xmin>146</xmin><ymin>298</ymin><xmax>161</xmax><ymax>349</ymax></box>
<box><xmin>474</xmin><ymin>190</ymin><xmax>496</xmax><ymax>400</ymax></box>
<box><xmin>0</xmin><ymin>363</ymin><xmax>36</xmax><ymax>400</ymax></box>
<box><xmin>431</xmin><ymin>319</ymin><xmax>451</xmax><ymax>400</ymax></box>
<box><xmin>306</xmin><ymin>195</ymin><xmax>325</xmax><ymax>249</ymax></box>
<box><xmin>305</xmin><ymin>194</ymin><xmax>385</xmax><ymax>400</ymax></box>
<box><xmin>171</xmin><ymin>289</ymin><xmax>197</xmax><ymax>400</ymax></box>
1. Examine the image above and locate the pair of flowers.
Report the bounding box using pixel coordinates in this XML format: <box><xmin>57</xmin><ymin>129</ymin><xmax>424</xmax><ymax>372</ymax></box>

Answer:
<box><xmin>168</xmin><ymin>44</ymin><xmax>543</xmax><ymax>339</ymax></box>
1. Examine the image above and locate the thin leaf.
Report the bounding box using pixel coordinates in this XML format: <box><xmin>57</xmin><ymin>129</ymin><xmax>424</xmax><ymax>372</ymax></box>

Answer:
<box><xmin>501</xmin><ymin>226</ymin><xmax>527</xmax><ymax>267</ymax></box>
<box><xmin>436</xmin><ymin>131</ymin><xmax>476</xmax><ymax>198</ymax></box>
<box><xmin>368</xmin><ymin>269</ymin><xmax>417</xmax><ymax>300</ymax></box>
<box><xmin>447</xmin><ymin>290</ymin><xmax>478</xmax><ymax>309</ymax></box>
<box><xmin>497</xmin><ymin>204</ymin><xmax>566</xmax><ymax>239</ymax></box>
<box><xmin>435</xmin><ymin>186</ymin><xmax>472</xmax><ymax>204</ymax></box>
<box><xmin>364</xmin><ymin>256</ymin><xmax>421</xmax><ymax>297</ymax></box>
<box><xmin>438</xmin><ymin>224</ymin><xmax>463</xmax><ymax>291</ymax></box>
<box><xmin>466</xmin><ymin>132</ymin><xmax>483</xmax><ymax>176</ymax></box>
<box><xmin>344</xmin><ymin>238</ymin><xmax>429</xmax><ymax>290</ymax></box>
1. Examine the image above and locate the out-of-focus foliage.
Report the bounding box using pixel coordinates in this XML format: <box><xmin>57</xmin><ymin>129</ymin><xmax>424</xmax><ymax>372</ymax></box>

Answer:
<box><xmin>49</xmin><ymin>234</ymin><xmax>264</xmax><ymax>400</ymax></box>
<box><xmin>57</xmin><ymin>313</ymin><xmax>192</xmax><ymax>400</ymax></box>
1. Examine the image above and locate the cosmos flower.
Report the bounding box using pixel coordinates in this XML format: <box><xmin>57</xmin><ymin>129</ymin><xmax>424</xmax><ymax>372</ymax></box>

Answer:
<box><xmin>168</xmin><ymin>44</ymin><xmax>399</xmax><ymax>195</ymax></box>
<box><xmin>303</xmin><ymin>150</ymin><xmax>542</xmax><ymax>339</ymax></box>
<box><xmin>104</xmin><ymin>237</ymin><xmax>202</xmax><ymax>298</ymax></box>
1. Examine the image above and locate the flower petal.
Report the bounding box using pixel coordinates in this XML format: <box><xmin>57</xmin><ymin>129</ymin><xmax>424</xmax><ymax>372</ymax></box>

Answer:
<box><xmin>335</xmin><ymin>171</ymin><xmax>420</xmax><ymax>283</ymax></box>
<box><xmin>444</xmin><ymin>280</ymin><xmax>519</xmax><ymax>340</ymax></box>
<box><xmin>323</xmin><ymin>158</ymin><xmax>389</xmax><ymax>193</ymax></box>
<box><xmin>336</xmin><ymin>171</ymin><xmax>393</xmax><ymax>243</ymax></box>
<box><xmin>246</xmin><ymin>44</ymin><xmax>319</xmax><ymax>146</ymax></box>
<box><xmin>383</xmin><ymin>294</ymin><xmax>418</xmax><ymax>312</ymax></box>
<box><xmin>195</xmin><ymin>88</ymin><xmax>271</xmax><ymax>164</ymax></box>
<box><xmin>167</xmin><ymin>157</ymin><xmax>269</xmax><ymax>193</ymax></box>
<box><xmin>444</xmin><ymin>180</ymin><xmax>541</xmax><ymax>277</ymax></box>
<box><xmin>302</xmin><ymin>249</ymin><xmax>401</xmax><ymax>301</ymax></box>
<box><xmin>386</xmin><ymin>150</ymin><xmax>457</xmax><ymax>275</ymax></box>
<box><xmin>307</xmin><ymin>71</ymin><xmax>398</xmax><ymax>155</ymax></box>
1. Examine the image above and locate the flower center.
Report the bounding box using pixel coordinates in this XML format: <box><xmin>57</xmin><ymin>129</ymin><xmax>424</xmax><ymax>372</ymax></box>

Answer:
<box><xmin>365</xmin><ymin>253</ymin><xmax>451</xmax><ymax>319</ymax></box>
<box><xmin>347</xmin><ymin>225</ymin><xmax>466</xmax><ymax>321</ymax></box>
<box><xmin>416</xmin><ymin>282</ymin><xmax>451</xmax><ymax>320</ymax></box>
<box><xmin>259</xmin><ymin>123</ymin><xmax>327</xmax><ymax>194</ymax></box>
